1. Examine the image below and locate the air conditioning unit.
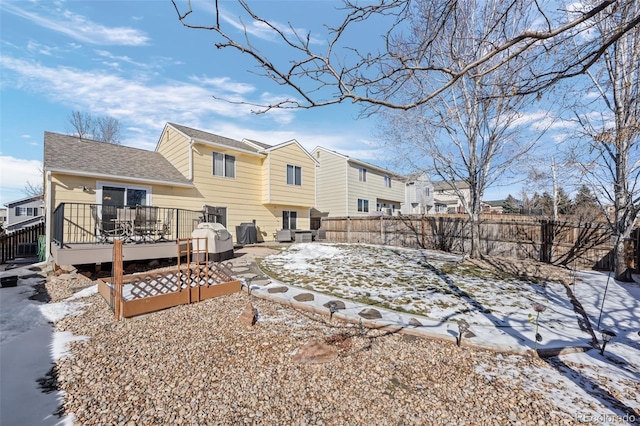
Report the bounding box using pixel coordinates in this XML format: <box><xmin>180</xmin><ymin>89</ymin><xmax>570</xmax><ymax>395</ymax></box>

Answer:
<box><xmin>382</xmin><ymin>207</ymin><xmax>392</xmax><ymax>216</ymax></box>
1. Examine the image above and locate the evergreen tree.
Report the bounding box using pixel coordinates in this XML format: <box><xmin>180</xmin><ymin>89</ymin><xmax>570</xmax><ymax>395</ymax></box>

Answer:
<box><xmin>502</xmin><ymin>194</ymin><xmax>521</xmax><ymax>214</ymax></box>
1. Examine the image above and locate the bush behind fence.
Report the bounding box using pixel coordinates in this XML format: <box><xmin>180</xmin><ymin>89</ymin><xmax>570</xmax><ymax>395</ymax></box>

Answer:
<box><xmin>321</xmin><ymin>215</ymin><xmax>623</xmax><ymax>270</ymax></box>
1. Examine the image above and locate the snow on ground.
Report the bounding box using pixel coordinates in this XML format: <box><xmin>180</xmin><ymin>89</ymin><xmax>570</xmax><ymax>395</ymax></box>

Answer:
<box><xmin>258</xmin><ymin>243</ymin><xmax>640</xmax><ymax>423</ymax></box>
<box><xmin>0</xmin><ymin>264</ymin><xmax>96</xmax><ymax>426</ymax></box>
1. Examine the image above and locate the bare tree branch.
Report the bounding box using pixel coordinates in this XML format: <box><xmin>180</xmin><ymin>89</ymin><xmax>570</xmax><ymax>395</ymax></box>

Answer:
<box><xmin>171</xmin><ymin>0</ymin><xmax>638</xmax><ymax>112</ymax></box>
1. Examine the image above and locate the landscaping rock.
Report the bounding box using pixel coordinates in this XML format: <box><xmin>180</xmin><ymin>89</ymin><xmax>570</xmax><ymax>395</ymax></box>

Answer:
<box><xmin>358</xmin><ymin>308</ymin><xmax>382</xmax><ymax>320</ymax></box>
<box><xmin>293</xmin><ymin>293</ymin><xmax>314</xmax><ymax>302</ymax></box>
<box><xmin>267</xmin><ymin>286</ymin><xmax>288</xmax><ymax>294</ymax></box>
<box><xmin>292</xmin><ymin>340</ymin><xmax>338</xmax><ymax>364</ymax></box>
<box><xmin>239</xmin><ymin>303</ymin><xmax>258</xmax><ymax>326</ymax></box>
<box><xmin>323</xmin><ymin>300</ymin><xmax>345</xmax><ymax>310</ymax></box>
<box><xmin>408</xmin><ymin>318</ymin><xmax>423</xmax><ymax>327</ymax></box>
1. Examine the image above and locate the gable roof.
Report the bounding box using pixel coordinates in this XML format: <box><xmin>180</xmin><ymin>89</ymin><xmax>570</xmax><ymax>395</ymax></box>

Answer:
<box><xmin>433</xmin><ymin>180</ymin><xmax>471</xmax><ymax>190</ymax></box>
<box><xmin>44</xmin><ymin>132</ymin><xmax>193</xmax><ymax>187</ymax></box>
<box><xmin>166</xmin><ymin>122</ymin><xmax>265</xmax><ymax>154</ymax></box>
<box><xmin>4</xmin><ymin>194</ymin><xmax>43</xmax><ymax>208</ymax></box>
<box><xmin>312</xmin><ymin>146</ymin><xmax>404</xmax><ymax>179</ymax></box>
<box><xmin>263</xmin><ymin>139</ymin><xmax>318</xmax><ymax>165</ymax></box>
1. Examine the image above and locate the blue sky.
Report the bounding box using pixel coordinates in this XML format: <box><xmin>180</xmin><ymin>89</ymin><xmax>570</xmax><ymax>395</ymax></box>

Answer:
<box><xmin>0</xmin><ymin>0</ymin><xmax>561</xmax><ymax>206</ymax></box>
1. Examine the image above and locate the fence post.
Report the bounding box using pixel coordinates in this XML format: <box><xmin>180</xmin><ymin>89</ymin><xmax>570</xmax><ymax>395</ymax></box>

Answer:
<box><xmin>347</xmin><ymin>217</ymin><xmax>351</xmax><ymax>243</ymax></box>
<box><xmin>421</xmin><ymin>215</ymin><xmax>425</xmax><ymax>248</ymax></box>
<box><xmin>113</xmin><ymin>239</ymin><xmax>124</xmax><ymax>321</ymax></box>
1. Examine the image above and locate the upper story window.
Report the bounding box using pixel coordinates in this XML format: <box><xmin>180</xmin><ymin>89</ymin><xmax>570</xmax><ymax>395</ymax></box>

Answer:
<box><xmin>425</xmin><ymin>188</ymin><xmax>430</xmax><ymax>196</ymax></box>
<box><xmin>212</xmin><ymin>152</ymin><xmax>236</xmax><ymax>178</ymax></box>
<box><xmin>384</xmin><ymin>175</ymin><xmax>391</xmax><ymax>188</ymax></box>
<box><xmin>359</xmin><ymin>167</ymin><xmax>367</xmax><ymax>182</ymax></box>
<box><xmin>287</xmin><ymin>164</ymin><xmax>302</xmax><ymax>186</ymax></box>
<box><xmin>15</xmin><ymin>207</ymin><xmax>39</xmax><ymax>216</ymax></box>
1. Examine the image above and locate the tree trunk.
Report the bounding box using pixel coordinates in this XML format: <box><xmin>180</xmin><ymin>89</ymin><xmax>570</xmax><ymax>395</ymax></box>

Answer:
<box><xmin>469</xmin><ymin>214</ymin><xmax>481</xmax><ymax>259</ymax></box>
<box><xmin>614</xmin><ymin>235</ymin><xmax>633</xmax><ymax>282</ymax></box>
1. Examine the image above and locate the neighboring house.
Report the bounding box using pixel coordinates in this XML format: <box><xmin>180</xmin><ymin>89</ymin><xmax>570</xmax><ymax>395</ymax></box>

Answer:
<box><xmin>43</xmin><ymin>123</ymin><xmax>317</xmax><ymax>264</ymax></box>
<box><xmin>482</xmin><ymin>200</ymin><xmax>505</xmax><ymax>214</ymax></box>
<box><xmin>4</xmin><ymin>195</ymin><xmax>44</xmax><ymax>232</ymax></box>
<box><xmin>0</xmin><ymin>207</ymin><xmax>7</xmax><ymax>228</ymax></box>
<box><xmin>401</xmin><ymin>172</ymin><xmax>434</xmax><ymax>215</ymax></box>
<box><xmin>312</xmin><ymin>147</ymin><xmax>405</xmax><ymax>217</ymax></box>
<box><xmin>432</xmin><ymin>181</ymin><xmax>471</xmax><ymax>214</ymax></box>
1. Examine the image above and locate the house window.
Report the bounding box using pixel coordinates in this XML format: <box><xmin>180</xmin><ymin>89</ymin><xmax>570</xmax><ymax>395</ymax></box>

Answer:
<box><xmin>287</xmin><ymin>164</ymin><xmax>302</xmax><ymax>186</ymax></box>
<box><xmin>357</xmin><ymin>199</ymin><xmax>369</xmax><ymax>212</ymax></box>
<box><xmin>358</xmin><ymin>167</ymin><xmax>367</xmax><ymax>182</ymax></box>
<box><xmin>15</xmin><ymin>207</ymin><xmax>37</xmax><ymax>216</ymax></box>
<box><xmin>212</xmin><ymin>152</ymin><xmax>236</xmax><ymax>178</ymax></box>
<box><xmin>283</xmin><ymin>211</ymin><xmax>297</xmax><ymax>230</ymax></box>
<box><xmin>425</xmin><ymin>188</ymin><xmax>430</xmax><ymax>196</ymax></box>
<box><xmin>384</xmin><ymin>175</ymin><xmax>391</xmax><ymax>188</ymax></box>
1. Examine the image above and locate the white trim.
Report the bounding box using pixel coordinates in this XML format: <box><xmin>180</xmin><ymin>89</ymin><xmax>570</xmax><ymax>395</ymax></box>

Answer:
<box><xmin>45</xmin><ymin>171</ymin><xmax>52</xmax><ymax>262</ymax></box>
<box><xmin>188</xmin><ymin>139</ymin><xmax>194</xmax><ymax>181</ymax></box>
<box><xmin>96</xmin><ymin>181</ymin><xmax>153</xmax><ymax>206</ymax></box>
<box><xmin>44</xmin><ymin>168</ymin><xmax>194</xmax><ymax>188</ymax></box>
<box><xmin>264</xmin><ymin>139</ymin><xmax>319</xmax><ymax>165</ymax></box>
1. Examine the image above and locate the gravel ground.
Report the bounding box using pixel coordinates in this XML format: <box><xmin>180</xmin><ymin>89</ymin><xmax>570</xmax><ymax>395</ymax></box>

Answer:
<box><xmin>45</xmin><ymin>267</ymin><xmax>588</xmax><ymax>426</ymax></box>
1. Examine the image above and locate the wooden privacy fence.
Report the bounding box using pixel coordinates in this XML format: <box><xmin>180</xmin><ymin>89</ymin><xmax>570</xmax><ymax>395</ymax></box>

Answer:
<box><xmin>0</xmin><ymin>222</ymin><xmax>45</xmax><ymax>263</ymax></box>
<box><xmin>98</xmin><ymin>238</ymin><xmax>241</xmax><ymax>320</ymax></box>
<box><xmin>321</xmin><ymin>215</ymin><xmax>627</xmax><ymax>270</ymax></box>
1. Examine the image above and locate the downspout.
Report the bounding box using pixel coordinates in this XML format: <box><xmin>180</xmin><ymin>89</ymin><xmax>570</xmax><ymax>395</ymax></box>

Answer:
<box><xmin>267</xmin><ymin>154</ymin><xmax>271</xmax><ymax>204</ymax></box>
<box><xmin>188</xmin><ymin>139</ymin><xmax>194</xmax><ymax>181</ymax></box>
<box><xmin>345</xmin><ymin>161</ymin><xmax>349</xmax><ymax>216</ymax></box>
<box><xmin>44</xmin><ymin>170</ymin><xmax>52</xmax><ymax>262</ymax></box>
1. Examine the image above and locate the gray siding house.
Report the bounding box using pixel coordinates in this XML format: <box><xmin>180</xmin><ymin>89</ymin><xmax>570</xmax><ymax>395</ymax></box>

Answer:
<box><xmin>4</xmin><ymin>195</ymin><xmax>44</xmax><ymax>232</ymax></box>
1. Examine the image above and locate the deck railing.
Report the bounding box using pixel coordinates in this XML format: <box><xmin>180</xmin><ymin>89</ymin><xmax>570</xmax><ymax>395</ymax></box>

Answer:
<box><xmin>51</xmin><ymin>203</ymin><xmax>204</xmax><ymax>248</ymax></box>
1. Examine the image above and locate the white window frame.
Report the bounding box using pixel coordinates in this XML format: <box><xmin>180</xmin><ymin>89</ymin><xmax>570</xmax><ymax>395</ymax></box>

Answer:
<box><xmin>286</xmin><ymin>164</ymin><xmax>302</xmax><ymax>186</ymax></box>
<box><xmin>357</xmin><ymin>198</ymin><xmax>369</xmax><ymax>213</ymax></box>
<box><xmin>96</xmin><ymin>181</ymin><xmax>152</xmax><ymax>206</ymax></box>
<box><xmin>212</xmin><ymin>151</ymin><xmax>236</xmax><ymax>178</ymax></box>
<box><xmin>384</xmin><ymin>175</ymin><xmax>391</xmax><ymax>188</ymax></box>
<box><xmin>282</xmin><ymin>210</ymin><xmax>298</xmax><ymax>230</ymax></box>
<box><xmin>359</xmin><ymin>167</ymin><xmax>367</xmax><ymax>182</ymax></box>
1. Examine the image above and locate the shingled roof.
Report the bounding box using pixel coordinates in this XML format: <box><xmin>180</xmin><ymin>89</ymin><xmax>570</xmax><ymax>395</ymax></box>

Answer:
<box><xmin>167</xmin><ymin>122</ymin><xmax>270</xmax><ymax>153</ymax></box>
<box><xmin>44</xmin><ymin>132</ymin><xmax>192</xmax><ymax>186</ymax></box>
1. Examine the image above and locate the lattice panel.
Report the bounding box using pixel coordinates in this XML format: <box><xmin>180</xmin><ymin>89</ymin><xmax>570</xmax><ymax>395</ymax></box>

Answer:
<box><xmin>130</xmin><ymin>272</ymin><xmax>181</xmax><ymax>299</ymax></box>
<box><xmin>126</xmin><ymin>263</ymin><xmax>236</xmax><ymax>299</ymax></box>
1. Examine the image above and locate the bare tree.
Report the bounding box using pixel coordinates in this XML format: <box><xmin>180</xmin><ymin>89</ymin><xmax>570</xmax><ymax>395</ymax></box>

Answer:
<box><xmin>95</xmin><ymin>116</ymin><xmax>122</xmax><ymax>145</ymax></box>
<box><xmin>24</xmin><ymin>163</ymin><xmax>44</xmax><ymax>197</ymax></box>
<box><xmin>66</xmin><ymin>111</ymin><xmax>122</xmax><ymax>144</ymax></box>
<box><xmin>378</xmin><ymin>0</ymin><xmax>541</xmax><ymax>259</ymax></box>
<box><xmin>67</xmin><ymin>111</ymin><xmax>95</xmax><ymax>140</ymax></box>
<box><xmin>172</xmin><ymin>0</ymin><xmax>640</xmax><ymax>112</ymax></box>
<box><xmin>569</xmin><ymin>0</ymin><xmax>640</xmax><ymax>281</ymax></box>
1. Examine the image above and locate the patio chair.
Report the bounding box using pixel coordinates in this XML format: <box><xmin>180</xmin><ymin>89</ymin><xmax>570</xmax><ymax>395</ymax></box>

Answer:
<box><xmin>156</xmin><ymin>209</ymin><xmax>174</xmax><ymax>242</ymax></box>
<box><xmin>90</xmin><ymin>205</ymin><xmax>126</xmax><ymax>243</ymax></box>
<box><xmin>133</xmin><ymin>206</ymin><xmax>159</xmax><ymax>242</ymax></box>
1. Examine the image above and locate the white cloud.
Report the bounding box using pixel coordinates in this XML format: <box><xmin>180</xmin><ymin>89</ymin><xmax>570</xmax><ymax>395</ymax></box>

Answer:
<box><xmin>1</xmin><ymin>56</ymin><xmax>297</xmax><ymax>147</ymax></box>
<box><xmin>0</xmin><ymin>156</ymin><xmax>42</xmax><ymax>203</ymax></box>
<box><xmin>1</xmin><ymin>2</ymin><xmax>149</xmax><ymax>46</ymax></box>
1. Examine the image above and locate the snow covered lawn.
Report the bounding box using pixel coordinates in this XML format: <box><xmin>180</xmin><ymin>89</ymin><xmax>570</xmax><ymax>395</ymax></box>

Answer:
<box><xmin>259</xmin><ymin>243</ymin><xmax>640</xmax><ymax>421</ymax></box>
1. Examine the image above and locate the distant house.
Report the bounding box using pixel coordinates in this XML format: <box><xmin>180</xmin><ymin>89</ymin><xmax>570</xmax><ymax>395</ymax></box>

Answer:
<box><xmin>0</xmin><ymin>207</ymin><xmax>7</xmax><ymax>228</ymax></box>
<box><xmin>401</xmin><ymin>172</ymin><xmax>434</xmax><ymax>215</ymax></box>
<box><xmin>432</xmin><ymin>181</ymin><xmax>471</xmax><ymax>214</ymax></box>
<box><xmin>312</xmin><ymin>147</ymin><xmax>405</xmax><ymax>217</ymax></box>
<box><xmin>482</xmin><ymin>200</ymin><xmax>505</xmax><ymax>214</ymax></box>
<box><xmin>4</xmin><ymin>195</ymin><xmax>44</xmax><ymax>232</ymax></box>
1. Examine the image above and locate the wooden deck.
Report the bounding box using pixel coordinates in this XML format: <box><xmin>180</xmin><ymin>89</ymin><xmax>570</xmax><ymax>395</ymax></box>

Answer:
<box><xmin>50</xmin><ymin>240</ymin><xmax>187</xmax><ymax>265</ymax></box>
